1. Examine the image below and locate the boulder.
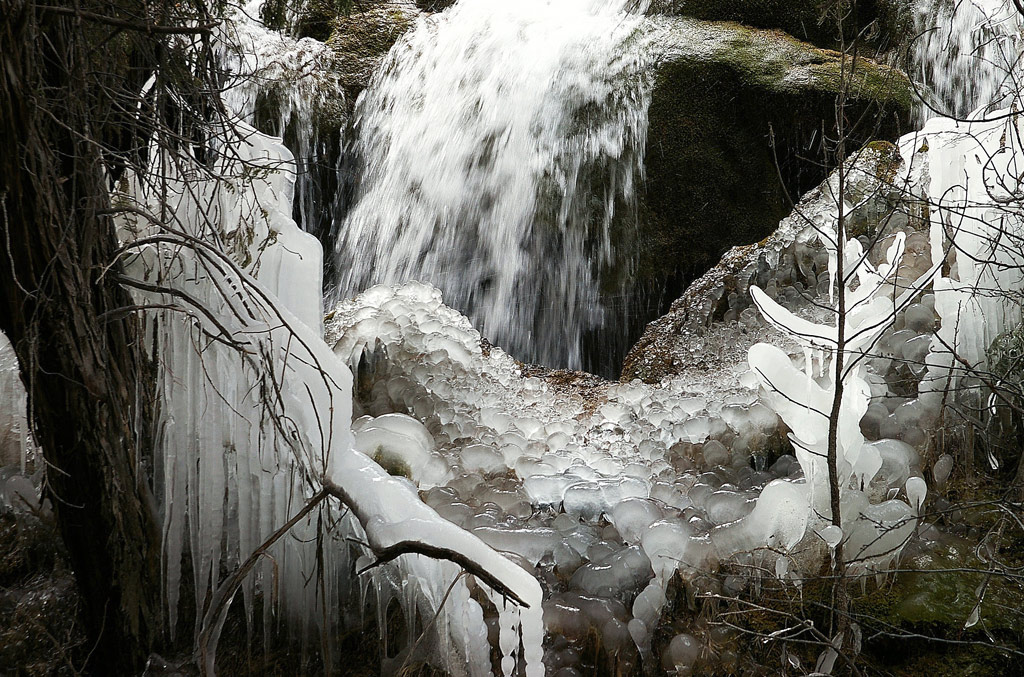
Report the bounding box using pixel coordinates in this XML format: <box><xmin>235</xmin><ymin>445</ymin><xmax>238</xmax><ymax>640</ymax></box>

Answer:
<box><xmin>622</xmin><ymin>139</ymin><xmax>924</xmax><ymax>384</ymax></box>
<box><xmin>647</xmin><ymin>0</ymin><xmax>912</xmax><ymax>51</ymax></box>
<box><xmin>613</xmin><ymin>18</ymin><xmax>913</xmax><ymax>374</ymax></box>
<box><xmin>325</xmin><ymin>0</ymin><xmax>420</xmax><ymax>102</ymax></box>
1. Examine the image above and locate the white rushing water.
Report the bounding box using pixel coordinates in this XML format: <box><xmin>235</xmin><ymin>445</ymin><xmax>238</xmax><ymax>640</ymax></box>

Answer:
<box><xmin>912</xmin><ymin>0</ymin><xmax>1022</xmax><ymax>119</ymax></box>
<box><xmin>333</xmin><ymin>0</ymin><xmax>653</xmax><ymax>371</ymax></box>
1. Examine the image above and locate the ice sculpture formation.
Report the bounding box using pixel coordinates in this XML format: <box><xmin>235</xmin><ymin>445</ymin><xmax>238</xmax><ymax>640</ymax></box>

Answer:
<box><xmin>112</xmin><ymin>122</ymin><xmax>548</xmax><ymax>675</ymax></box>
<box><xmin>0</xmin><ymin>1</ymin><xmax>1018</xmax><ymax>669</ymax></box>
<box><xmin>319</xmin><ymin>99</ymin><xmax>1024</xmax><ymax>668</ymax></box>
<box><xmin>216</xmin><ymin>0</ymin><xmax>345</xmax><ymax>233</ymax></box>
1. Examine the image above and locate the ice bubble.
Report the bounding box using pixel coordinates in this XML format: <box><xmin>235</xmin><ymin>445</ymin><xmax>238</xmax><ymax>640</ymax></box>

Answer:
<box><xmin>552</xmin><ymin>513</ymin><xmax>579</xmax><ymax>532</ymax></box>
<box><xmin>651</xmin><ymin>481</ymin><xmax>693</xmax><ymax>511</ymax></box>
<box><xmin>819</xmin><ymin>524</ymin><xmax>843</xmax><ymax>549</ymax></box>
<box><xmin>628</xmin><ymin>617</ymin><xmax>648</xmax><ymax>648</ymax></box>
<box><xmin>599</xmin><ymin>402</ymin><xmax>631</xmax><ymax>424</ymax></box>
<box><xmin>610</xmin><ymin>498</ymin><xmax>664</xmax><ymax>544</ymax></box>
<box><xmin>868</xmin><ymin>438</ymin><xmax>918</xmax><ymax>491</ymax></box>
<box><xmin>713</xmin><ymin>480</ymin><xmax>809</xmax><ymax>556</ymax></box>
<box><xmin>565</xmin><ymin>526</ymin><xmax>600</xmax><ymax>556</ymax></box>
<box><xmin>701</xmin><ymin>439</ymin><xmax>730</xmax><ymax>466</ymax></box>
<box><xmin>664</xmin><ymin>633</ymin><xmax>701</xmax><ymax>671</ymax></box>
<box><xmin>845</xmin><ymin>499</ymin><xmax>915</xmax><ymax>566</ymax></box>
<box><xmin>905</xmin><ymin>476</ymin><xmax>927</xmax><ymax>512</ymax></box>
<box><xmin>471</xmin><ymin>526</ymin><xmax>559</xmax><ymax>566</ymax></box>
<box><xmin>563</xmin><ymin>482</ymin><xmax>604</xmax><ymax>519</ymax></box>
<box><xmin>641</xmin><ymin>519</ymin><xmax>702</xmax><ymax>577</ymax></box>
<box><xmin>568</xmin><ymin>545</ymin><xmax>654</xmax><ymax>599</ymax></box>
<box><xmin>461</xmin><ymin>443</ymin><xmax>505</xmax><ymax>474</ymax></box>
<box><xmin>933</xmin><ymin>454</ymin><xmax>954</xmax><ymax>488</ymax></box>
<box><xmin>860</xmin><ymin>402</ymin><xmax>889</xmax><ymax>439</ymax></box>
<box><xmin>602</xmin><ymin>617</ymin><xmax>631</xmax><ymax>653</ymax></box>
<box><xmin>553</xmin><ymin>541</ymin><xmax>583</xmax><ymax>575</ymax></box>
<box><xmin>586</xmin><ymin>540</ymin><xmax>618</xmax><ymax>563</ymax></box>
<box><xmin>705</xmin><ymin>491</ymin><xmax>755</xmax><ymax>526</ymax></box>
<box><xmin>903</xmin><ymin>303</ymin><xmax>937</xmax><ymax>333</ymax></box>
<box><xmin>474</xmin><ymin>481</ymin><xmax>529</xmax><ymax>512</ymax></box>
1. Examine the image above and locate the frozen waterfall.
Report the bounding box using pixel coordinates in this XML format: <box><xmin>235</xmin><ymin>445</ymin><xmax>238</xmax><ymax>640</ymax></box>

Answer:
<box><xmin>333</xmin><ymin>0</ymin><xmax>653</xmax><ymax>372</ymax></box>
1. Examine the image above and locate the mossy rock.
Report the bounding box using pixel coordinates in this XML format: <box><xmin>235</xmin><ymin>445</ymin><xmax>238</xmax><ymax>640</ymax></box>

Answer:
<box><xmin>851</xmin><ymin>543</ymin><xmax>1024</xmax><ymax>676</ymax></box>
<box><xmin>295</xmin><ymin>0</ymin><xmax>353</xmax><ymax>41</ymax></box>
<box><xmin>619</xmin><ymin>18</ymin><xmax>912</xmax><ymax>376</ymax></box>
<box><xmin>326</xmin><ymin>0</ymin><xmax>418</xmax><ymax>101</ymax></box>
<box><xmin>372</xmin><ymin>447</ymin><xmax>414</xmax><ymax>479</ymax></box>
<box><xmin>647</xmin><ymin>0</ymin><xmax>913</xmax><ymax>52</ymax></box>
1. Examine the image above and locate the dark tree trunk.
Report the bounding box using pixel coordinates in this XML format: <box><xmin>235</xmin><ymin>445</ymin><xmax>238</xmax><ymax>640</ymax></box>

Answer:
<box><xmin>0</xmin><ymin>0</ymin><xmax>163</xmax><ymax>671</ymax></box>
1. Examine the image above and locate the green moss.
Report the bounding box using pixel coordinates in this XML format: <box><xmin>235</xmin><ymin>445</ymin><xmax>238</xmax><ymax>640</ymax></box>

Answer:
<box><xmin>296</xmin><ymin>0</ymin><xmax>353</xmax><ymax>41</ymax></box>
<box><xmin>327</xmin><ymin>4</ymin><xmax>415</xmax><ymax>60</ymax></box>
<box><xmin>633</xmin><ymin>20</ymin><xmax>910</xmax><ymax>322</ymax></box>
<box><xmin>372</xmin><ymin>447</ymin><xmax>413</xmax><ymax>479</ymax></box>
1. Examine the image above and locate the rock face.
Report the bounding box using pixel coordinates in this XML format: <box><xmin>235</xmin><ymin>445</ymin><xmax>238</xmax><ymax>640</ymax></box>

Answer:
<box><xmin>251</xmin><ymin>4</ymin><xmax>915</xmax><ymax>378</ymax></box>
<box><xmin>618</xmin><ymin>18</ymin><xmax>913</xmax><ymax>369</ymax></box>
<box><xmin>622</xmin><ymin>140</ymin><xmax>923</xmax><ymax>384</ymax></box>
<box><xmin>647</xmin><ymin>0</ymin><xmax>912</xmax><ymax>51</ymax></box>
<box><xmin>324</xmin><ymin>0</ymin><xmax>419</xmax><ymax>103</ymax></box>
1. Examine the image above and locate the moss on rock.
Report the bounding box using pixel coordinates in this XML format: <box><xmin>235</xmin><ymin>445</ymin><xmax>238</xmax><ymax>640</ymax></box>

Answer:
<box><xmin>648</xmin><ymin>0</ymin><xmax>913</xmax><ymax>52</ymax></box>
<box><xmin>325</xmin><ymin>0</ymin><xmax>418</xmax><ymax>102</ymax></box>
<box><xmin>626</xmin><ymin>18</ymin><xmax>912</xmax><ymax>362</ymax></box>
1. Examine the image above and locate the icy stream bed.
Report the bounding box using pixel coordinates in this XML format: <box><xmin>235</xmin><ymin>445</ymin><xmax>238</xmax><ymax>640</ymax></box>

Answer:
<box><xmin>318</xmin><ymin>101</ymin><xmax>1024</xmax><ymax>671</ymax></box>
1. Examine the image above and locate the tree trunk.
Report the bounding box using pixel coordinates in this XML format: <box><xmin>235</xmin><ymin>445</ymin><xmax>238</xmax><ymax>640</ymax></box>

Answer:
<box><xmin>0</xmin><ymin>0</ymin><xmax>163</xmax><ymax>671</ymax></box>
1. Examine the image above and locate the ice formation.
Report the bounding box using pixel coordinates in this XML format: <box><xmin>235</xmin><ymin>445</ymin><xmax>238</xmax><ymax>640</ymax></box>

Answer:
<box><xmin>216</xmin><ymin>0</ymin><xmax>344</xmax><ymax>234</ymax></box>
<box><xmin>744</xmin><ymin>188</ymin><xmax>933</xmax><ymax>574</ymax></box>
<box><xmin>0</xmin><ymin>332</ymin><xmax>34</xmax><ymax>470</ymax></box>
<box><xmin>113</xmin><ymin>120</ymin><xmax>546</xmax><ymax>675</ymax></box>
<box><xmin>0</xmin><ymin>0</ymin><xmax>1017</xmax><ymax>672</ymax></box>
<box><xmin>318</xmin><ymin>88</ymin><xmax>1024</xmax><ymax>668</ymax></box>
<box><xmin>333</xmin><ymin>0</ymin><xmax>653</xmax><ymax>370</ymax></box>
<box><xmin>921</xmin><ymin>105</ymin><xmax>1024</xmax><ymax>391</ymax></box>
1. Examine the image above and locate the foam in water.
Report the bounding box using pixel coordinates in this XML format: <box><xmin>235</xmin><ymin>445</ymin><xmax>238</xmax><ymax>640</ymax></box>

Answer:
<box><xmin>333</xmin><ymin>0</ymin><xmax>653</xmax><ymax>370</ymax></box>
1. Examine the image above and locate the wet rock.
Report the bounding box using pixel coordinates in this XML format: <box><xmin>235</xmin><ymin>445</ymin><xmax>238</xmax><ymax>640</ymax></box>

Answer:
<box><xmin>623</xmin><ymin>20</ymin><xmax>913</xmax><ymax>360</ymax></box>
<box><xmin>647</xmin><ymin>0</ymin><xmax>912</xmax><ymax>51</ymax></box>
<box><xmin>623</xmin><ymin>139</ymin><xmax>923</xmax><ymax>386</ymax></box>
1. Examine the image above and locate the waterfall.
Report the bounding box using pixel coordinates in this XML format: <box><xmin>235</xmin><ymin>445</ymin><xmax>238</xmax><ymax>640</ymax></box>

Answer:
<box><xmin>912</xmin><ymin>0</ymin><xmax>1022</xmax><ymax>119</ymax></box>
<box><xmin>332</xmin><ymin>0</ymin><xmax>653</xmax><ymax>372</ymax></box>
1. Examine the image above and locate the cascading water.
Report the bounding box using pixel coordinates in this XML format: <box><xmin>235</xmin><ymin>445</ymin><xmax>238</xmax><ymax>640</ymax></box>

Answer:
<box><xmin>912</xmin><ymin>0</ymin><xmax>1022</xmax><ymax>119</ymax></box>
<box><xmin>332</xmin><ymin>0</ymin><xmax>653</xmax><ymax>372</ymax></box>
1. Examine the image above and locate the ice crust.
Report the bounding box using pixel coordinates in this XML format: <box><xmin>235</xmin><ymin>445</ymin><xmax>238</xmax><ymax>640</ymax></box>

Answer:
<box><xmin>0</xmin><ymin>333</ymin><xmax>34</xmax><ymax>469</ymax></box>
